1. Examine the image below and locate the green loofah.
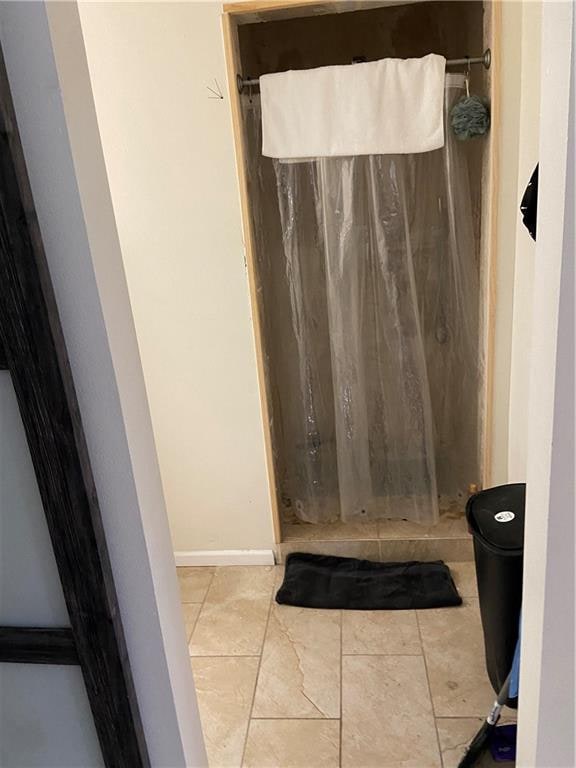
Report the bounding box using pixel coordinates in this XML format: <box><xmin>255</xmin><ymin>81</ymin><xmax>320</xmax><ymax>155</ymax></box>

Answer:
<box><xmin>450</xmin><ymin>95</ymin><xmax>490</xmax><ymax>140</ymax></box>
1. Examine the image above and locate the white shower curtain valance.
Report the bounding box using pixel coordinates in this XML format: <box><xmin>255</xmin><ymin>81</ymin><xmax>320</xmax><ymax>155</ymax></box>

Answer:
<box><xmin>260</xmin><ymin>54</ymin><xmax>447</xmax><ymax>159</ymax></box>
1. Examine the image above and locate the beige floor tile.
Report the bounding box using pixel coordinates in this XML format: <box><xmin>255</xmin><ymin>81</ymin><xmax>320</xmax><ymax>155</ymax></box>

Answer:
<box><xmin>191</xmin><ymin>656</ymin><xmax>259</xmax><ymax>768</ymax></box>
<box><xmin>190</xmin><ymin>567</ymin><xmax>275</xmax><ymax>656</ymax></box>
<box><xmin>182</xmin><ymin>604</ymin><xmax>201</xmax><ymax>642</ymax></box>
<box><xmin>436</xmin><ymin>717</ymin><xmax>482</xmax><ymax>768</ymax></box>
<box><xmin>342</xmin><ymin>610</ymin><xmax>421</xmax><ymax>655</ymax></box>
<box><xmin>341</xmin><ymin>655</ymin><xmax>441</xmax><ymax>767</ymax></box>
<box><xmin>283</xmin><ymin>520</ymin><xmax>379</xmax><ymax>541</ymax></box>
<box><xmin>243</xmin><ymin>720</ymin><xmax>340</xmax><ymax>768</ymax></box>
<box><xmin>448</xmin><ymin>562</ymin><xmax>478</xmax><ymax>598</ymax></box>
<box><xmin>252</xmin><ymin>605</ymin><xmax>340</xmax><ymax>718</ymax></box>
<box><xmin>436</xmin><ymin>718</ymin><xmax>515</xmax><ymax>768</ymax></box>
<box><xmin>418</xmin><ymin>599</ymin><xmax>494</xmax><ymax>717</ymax></box>
<box><xmin>273</xmin><ymin>565</ymin><xmax>285</xmax><ymax>588</ymax></box>
<box><xmin>177</xmin><ymin>566</ymin><xmax>215</xmax><ymax>603</ymax></box>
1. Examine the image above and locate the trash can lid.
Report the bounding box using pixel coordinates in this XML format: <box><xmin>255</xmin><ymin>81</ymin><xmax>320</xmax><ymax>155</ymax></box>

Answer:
<box><xmin>466</xmin><ymin>483</ymin><xmax>525</xmax><ymax>552</ymax></box>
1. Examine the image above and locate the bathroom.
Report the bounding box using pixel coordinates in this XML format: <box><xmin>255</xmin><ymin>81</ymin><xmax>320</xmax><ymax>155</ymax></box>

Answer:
<box><xmin>79</xmin><ymin>1</ymin><xmax>538</xmax><ymax>764</ymax></box>
<box><xmin>1</xmin><ymin>0</ymin><xmax>570</xmax><ymax>767</ymax></box>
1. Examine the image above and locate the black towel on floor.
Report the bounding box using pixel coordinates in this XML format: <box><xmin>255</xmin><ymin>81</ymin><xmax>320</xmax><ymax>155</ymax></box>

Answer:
<box><xmin>276</xmin><ymin>553</ymin><xmax>462</xmax><ymax>610</ymax></box>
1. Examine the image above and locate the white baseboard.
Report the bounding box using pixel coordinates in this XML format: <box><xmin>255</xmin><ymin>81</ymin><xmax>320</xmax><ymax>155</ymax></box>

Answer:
<box><xmin>174</xmin><ymin>549</ymin><xmax>276</xmax><ymax>567</ymax></box>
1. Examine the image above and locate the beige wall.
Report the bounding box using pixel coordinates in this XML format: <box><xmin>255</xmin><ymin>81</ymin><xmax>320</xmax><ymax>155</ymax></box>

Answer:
<box><xmin>78</xmin><ymin>1</ymin><xmax>274</xmax><ymax>552</ymax></box>
<box><xmin>507</xmin><ymin>0</ymin><xmax>541</xmax><ymax>481</ymax></box>
<box><xmin>491</xmin><ymin>0</ymin><xmax>541</xmax><ymax>485</ymax></box>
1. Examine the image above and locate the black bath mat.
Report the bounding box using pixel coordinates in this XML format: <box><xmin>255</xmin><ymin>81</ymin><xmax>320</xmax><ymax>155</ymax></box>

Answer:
<box><xmin>276</xmin><ymin>553</ymin><xmax>462</xmax><ymax>610</ymax></box>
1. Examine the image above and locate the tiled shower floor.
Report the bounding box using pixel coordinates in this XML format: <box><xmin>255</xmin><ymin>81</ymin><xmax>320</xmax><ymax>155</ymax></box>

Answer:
<box><xmin>178</xmin><ymin>564</ymin><xmax>515</xmax><ymax>767</ymax></box>
<box><xmin>282</xmin><ymin>506</ymin><xmax>468</xmax><ymax>541</ymax></box>
<box><xmin>278</xmin><ymin>507</ymin><xmax>474</xmax><ymax>563</ymax></box>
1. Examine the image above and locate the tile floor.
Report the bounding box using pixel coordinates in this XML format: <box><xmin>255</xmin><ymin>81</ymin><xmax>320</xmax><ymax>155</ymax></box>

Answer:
<box><xmin>179</xmin><ymin>563</ymin><xmax>515</xmax><ymax>768</ymax></box>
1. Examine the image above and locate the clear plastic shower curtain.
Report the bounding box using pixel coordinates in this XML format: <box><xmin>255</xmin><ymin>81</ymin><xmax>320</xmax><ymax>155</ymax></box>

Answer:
<box><xmin>244</xmin><ymin>73</ymin><xmax>480</xmax><ymax>525</ymax></box>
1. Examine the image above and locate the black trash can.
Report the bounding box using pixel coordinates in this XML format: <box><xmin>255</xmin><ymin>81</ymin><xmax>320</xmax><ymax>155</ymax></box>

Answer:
<box><xmin>466</xmin><ymin>483</ymin><xmax>525</xmax><ymax>707</ymax></box>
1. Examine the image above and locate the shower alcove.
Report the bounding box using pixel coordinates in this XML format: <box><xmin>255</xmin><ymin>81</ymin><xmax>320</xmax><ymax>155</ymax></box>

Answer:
<box><xmin>223</xmin><ymin>1</ymin><xmax>499</xmax><ymax>562</ymax></box>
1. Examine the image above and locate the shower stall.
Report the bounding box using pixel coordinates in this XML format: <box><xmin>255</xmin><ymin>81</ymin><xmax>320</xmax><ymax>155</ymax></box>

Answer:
<box><xmin>224</xmin><ymin>0</ymin><xmax>495</xmax><ymax>551</ymax></box>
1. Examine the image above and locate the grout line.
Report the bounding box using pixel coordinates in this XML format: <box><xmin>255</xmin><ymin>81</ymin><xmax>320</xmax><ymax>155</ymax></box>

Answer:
<box><xmin>342</xmin><ymin>652</ymin><xmax>429</xmax><ymax>659</ymax></box>
<box><xmin>182</xmin><ymin>602</ymin><xmax>203</xmax><ymax>643</ymax></box>
<box><xmin>239</xmin><ymin>567</ymin><xmax>276</xmax><ymax>766</ymax></box>
<box><xmin>435</xmin><ymin>716</ymin><xmax>484</xmax><ymax>721</ymax></box>
<box><xmin>185</xmin><ymin>568</ymin><xmax>217</xmax><ymax>653</ymax></box>
<box><xmin>189</xmin><ymin>654</ymin><xmax>261</xmax><ymax>659</ymax></box>
<box><xmin>199</xmin><ymin>570</ymin><xmax>217</xmax><ymax>607</ymax></box>
<box><xmin>178</xmin><ymin>567</ymin><xmax>216</xmax><ymax>646</ymax></box>
<box><xmin>282</xmin><ymin>535</ymin><xmax>471</xmax><ymax>543</ymax></box>
<box><xmin>247</xmin><ymin>716</ymin><xmax>342</xmax><ymax>721</ymax></box>
<box><xmin>341</xmin><ymin>651</ymin><xmax>423</xmax><ymax>656</ymax></box>
<box><xmin>415</xmin><ymin>609</ymin><xmax>444</xmax><ymax>767</ymax></box>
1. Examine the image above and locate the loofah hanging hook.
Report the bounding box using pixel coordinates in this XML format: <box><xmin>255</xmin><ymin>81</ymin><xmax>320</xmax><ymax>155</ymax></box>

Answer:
<box><xmin>450</xmin><ymin>57</ymin><xmax>490</xmax><ymax>141</ymax></box>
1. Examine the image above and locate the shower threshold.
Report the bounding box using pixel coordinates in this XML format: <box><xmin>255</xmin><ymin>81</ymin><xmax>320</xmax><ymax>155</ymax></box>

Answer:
<box><xmin>277</xmin><ymin>503</ymin><xmax>473</xmax><ymax>564</ymax></box>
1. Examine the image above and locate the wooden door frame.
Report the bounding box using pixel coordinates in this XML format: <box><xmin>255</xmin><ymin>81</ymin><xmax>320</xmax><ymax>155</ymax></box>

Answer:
<box><xmin>223</xmin><ymin>9</ymin><xmax>283</xmax><ymax>544</ymax></box>
<box><xmin>0</xmin><ymin>45</ymin><xmax>150</xmax><ymax>768</ymax></box>
<box><xmin>222</xmin><ymin>0</ymin><xmax>501</xmax><ymax>543</ymax></box>
<box><xmin>481</xmin><ymin>0</ymin><xmax>501</xmax><ymax>490</ymax></box>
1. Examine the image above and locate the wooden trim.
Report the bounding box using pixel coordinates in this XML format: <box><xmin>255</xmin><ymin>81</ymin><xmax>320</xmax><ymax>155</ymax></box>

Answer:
<box><xmin>222</xmin><ymin>13</ymin><xmax>283</xmax><ymax>544</ymax></box>
<box><xmin>481</xmin><ymin>0</ymin><xmax>502</xmax><ymax>488</ymax></box>
<box><xmin>224</xmin><ymin>0</ymin><xmax>323</xmax><ymax>13</ymax></box>
<box><xmin>0</xmin><ymin>627</ymin><xmax>78</xmax><ymax>665</ymax></box>
<box><xmin>0</xmin><ymin>49</ymin><xmax>150</xmax><ymax>768</ymax></box>
<box><xmin>224</xmin><ymin>1</ymin><xmax>394</xmax><ymax>25</ymax></box>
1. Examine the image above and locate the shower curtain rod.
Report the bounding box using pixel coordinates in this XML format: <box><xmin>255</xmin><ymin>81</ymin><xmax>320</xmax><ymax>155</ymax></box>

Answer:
<box><xmin>236</xmin><ymin>48</ymin><xmax>491</xmax><ymax>93</ymax></box>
